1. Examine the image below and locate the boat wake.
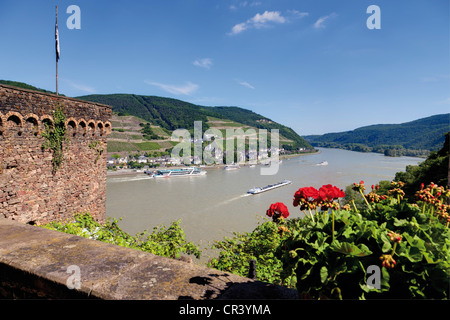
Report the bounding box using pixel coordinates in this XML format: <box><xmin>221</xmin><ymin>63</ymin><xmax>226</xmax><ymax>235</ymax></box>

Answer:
<box><xmin>200</xmin><ymin>193</ymin><xmax>251</xmax><ymax>212</ymax></box>
<box><xmin>108</xmin><ymin>175</ymin><xmax>154</xmax><ymax>183</ymax></box>
<box><xmin>217</xmin><ymin>193</ymin><xmax>251</xmax><ymax>206</ymax></box>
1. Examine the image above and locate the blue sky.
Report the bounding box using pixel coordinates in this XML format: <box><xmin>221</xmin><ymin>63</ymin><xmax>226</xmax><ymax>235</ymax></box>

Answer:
<box><xmin>0</xmin><ymin>0</ymin><xmax>448</xmax><ymax>135</ymax></box>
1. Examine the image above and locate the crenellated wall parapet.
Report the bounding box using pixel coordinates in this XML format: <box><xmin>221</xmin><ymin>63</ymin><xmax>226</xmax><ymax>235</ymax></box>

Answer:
<box><xmin>0</xmin><ymin>110</ymin><xmax>112</xmax><ymax>138</ymax></box>
<box><xmin>0</xmin><ymin>84</ymin><xmax>112</xmax><ymax>225</ymax></box>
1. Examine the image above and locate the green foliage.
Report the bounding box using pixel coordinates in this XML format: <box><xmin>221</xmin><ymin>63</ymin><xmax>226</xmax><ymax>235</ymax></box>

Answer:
<box><xmin>210</xmin><ymin>181</ymin><xmax>450</xmax><ymax>299</ymax></box>
<box><xmin>395</xmin><ymin>132</ymin><xmax>449</xmax><ymax>200</ymax></box>
<box><xmin>41</xmin><ymin>103</ymin><xmax>67</xmax><ymax>171</ymax></box>
<box><xmin>88</xmin><ymin>140</ymin><xmax>104</xmax><ymax>163</ymax></box>
<box><xmin>141</xmin><ymin>123</ymin><xmax>163</xmax><ymax>140</ymax></box>
<box><xmin>208</xmin><ymin>219</ymin><xmax>295</xmax><ymax>286</ymax></box>
<box><xmin>42</xmin><ymin>213</ymin><xmax>201</xmax><ymax>260</ymax></box>
<box><xmin>107</xmin><ymin>141</ymin><xmax>139</xmax><ymax>152</ymax></box>
<box><xmin>135</xmin><ymin>141</ymin><xmax>161</xmax><ymax>151</ymax></box>
<box><xmin>280</xmin><ymin>201</ymin><xmax>449</xmax><ymax>299</ymax></box>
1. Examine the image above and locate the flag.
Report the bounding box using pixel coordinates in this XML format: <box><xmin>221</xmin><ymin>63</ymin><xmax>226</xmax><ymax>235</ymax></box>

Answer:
<box><xmin>55</xmin><ymin>14</ymin><xmax>60</xmax><ymax>61</ymax></box>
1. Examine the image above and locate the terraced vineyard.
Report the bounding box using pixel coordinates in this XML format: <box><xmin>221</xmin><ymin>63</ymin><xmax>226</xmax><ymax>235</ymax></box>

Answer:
<box><xmin>107</xmin><ymin>114</ymin><xmax>174</xmax><ymax>153</ymax></box>
<box><xmin>107</xmin><ymin>114</ymin><xmax>296</xmax><ymax>154</ymax></box>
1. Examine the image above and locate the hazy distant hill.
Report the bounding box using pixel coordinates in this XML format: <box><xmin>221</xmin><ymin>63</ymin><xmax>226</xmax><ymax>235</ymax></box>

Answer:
<box><xmin>77</xmin><ymin>93</ymin><xmax>313</xmax><ymax>150</ymax></box>
<box><xmin>304</xmin><ymin>114</ymin><xmax>449</xmax><ymax>156</ymax></box>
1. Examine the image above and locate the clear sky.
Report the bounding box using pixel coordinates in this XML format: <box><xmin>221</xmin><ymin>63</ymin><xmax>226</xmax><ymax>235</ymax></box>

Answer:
<box><xmin>0</xmin><ymin>0</ymin><xmax>448</xmax><ymax>135</ymax></box>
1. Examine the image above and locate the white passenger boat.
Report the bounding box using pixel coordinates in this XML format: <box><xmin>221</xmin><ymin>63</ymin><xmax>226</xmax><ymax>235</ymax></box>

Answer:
<box><xmin>316</xmin><ymin>161</ymin><xmax>328</xmax><ymax>166</ymax></box>
<box><xmin>247</xmin><ymin>180</ymin><xmax>292</xmax><ymax>194</ymax></box>
<box><xmin>153</xmin><ymin>167</ymin><xmax>207</xmax><ymax>178</ymax></box>
<box><xmin>223</xmin><ymin>164</ymin><xmax>240</xmax><ymax>170</ymax></box>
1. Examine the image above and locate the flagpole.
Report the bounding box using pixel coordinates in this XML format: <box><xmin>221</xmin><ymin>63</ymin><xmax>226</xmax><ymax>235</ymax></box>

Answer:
<box><xmin>55</xmin><ymin>5</ymin><xmax>58</xmax><ymax>96</ymax></box>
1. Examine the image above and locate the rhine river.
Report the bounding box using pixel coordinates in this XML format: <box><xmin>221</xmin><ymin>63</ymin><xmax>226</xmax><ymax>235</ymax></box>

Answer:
<box><xmin>106</xmin><ymin>148</ymin><xmax>422</xmax><ymax>262</ymax></box>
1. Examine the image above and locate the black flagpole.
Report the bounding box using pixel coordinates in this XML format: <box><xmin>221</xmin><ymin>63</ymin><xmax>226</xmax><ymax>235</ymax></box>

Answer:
<box><xmin>55</xmin><ymin>5</ymin><xmax>59</xmax><ymax>96</ymax></box>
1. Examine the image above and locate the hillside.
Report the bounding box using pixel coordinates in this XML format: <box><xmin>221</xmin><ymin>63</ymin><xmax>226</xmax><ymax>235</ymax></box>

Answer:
<box><xmin>0</xmin><ymin>80</ymin><xmax>64</xmax><ymax>96</ymax></box>
<box><xmin>77</xmin><ymin>93</ymin><xmax>312</xmax><ymax>150</ymax></box>
<box><xmin>304</xmin><ymin>114</ymin><xmax>450</xmax><ymax>156</ymax></box>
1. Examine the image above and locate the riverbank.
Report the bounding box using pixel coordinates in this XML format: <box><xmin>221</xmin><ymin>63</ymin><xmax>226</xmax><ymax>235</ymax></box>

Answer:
<box><xmin>106</xmin><ymin>150</ymin><xmax>320</xmax><ymax>176</ymax></box>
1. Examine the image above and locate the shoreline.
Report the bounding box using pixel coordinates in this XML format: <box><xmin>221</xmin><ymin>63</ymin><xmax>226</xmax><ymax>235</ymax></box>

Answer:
<box><xmin>106</xmin><ymin>150</ymin><xmax>320</xmax><ymax>177</ymax></box>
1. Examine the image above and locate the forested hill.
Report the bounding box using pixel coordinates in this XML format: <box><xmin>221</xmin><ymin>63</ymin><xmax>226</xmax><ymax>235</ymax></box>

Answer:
<box><xmin>304</xmin><ymin>114</ymin><xmax>450</xmax><ymax>156</ymax></box>
<box><xmin>77</xmin><ymin>93</ymin><xmax>312</xmax><ymax>149</ymax></box>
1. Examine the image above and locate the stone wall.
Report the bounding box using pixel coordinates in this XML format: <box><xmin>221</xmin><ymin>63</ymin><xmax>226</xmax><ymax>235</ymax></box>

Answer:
<box><xmin>0</xmin><ymin>84</ymin><xmax>111</xmax><ymax>224</ymax></box>
<box><xmin>0</xmin><ymin>218</ymin><xmax>298</xmax><ymax>300</ymax></box>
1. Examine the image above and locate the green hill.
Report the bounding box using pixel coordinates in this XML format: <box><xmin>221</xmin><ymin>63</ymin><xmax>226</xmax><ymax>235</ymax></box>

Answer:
<box><xmin>0</xmin><ymin>80</ymin><xmax>63</xmax><ymax>96</ymax></box>
<box><xmin>77</xmin><ymin>93</ymin><xmax>313</xmax><ymax>150</ymax></box>
<box><xmin>304</xmin><ymin>114</ymin><xmax>450</xmax><ymax>156</ymax></box>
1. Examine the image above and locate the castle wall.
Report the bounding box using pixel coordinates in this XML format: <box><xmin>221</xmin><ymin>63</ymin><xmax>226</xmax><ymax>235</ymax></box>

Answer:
<box><xmin>0</xmin><ymin>84</ymin><xmax>111</xmax><ymax>224</ymax></box>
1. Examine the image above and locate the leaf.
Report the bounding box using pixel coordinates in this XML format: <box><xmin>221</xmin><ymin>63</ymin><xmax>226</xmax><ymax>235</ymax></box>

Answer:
<box><xmin>380</xmin><ymin>232</ymin><xmax>392</xmax><ymax>252</ymax></box>
<box><xmin>380</xmin><ymin>267</ymin><xmax>390</xmax><ymax>291</ymax></box>
<box><xmin>320</xmin><ymin>266</ymin><xmax>328</xmax><ymax>284</ymax></box>
<box><xmin>330</xmin><ymin>241</ymin><xmax>373</xmax><ymax>257</ymax></box>
<box><xmin>393</xmin><ymin>218</ymin><xmax>409</xmax><ymax>227</ymax></box>
<box><xmin>404</xmin><ymin>245</ymin><xmax>424</xmax><ymax>263</ymax></box>
<box><xmin>342</xmin><ymin>226</ymin><xmax>355</xmax><ymax>238</ymax></box>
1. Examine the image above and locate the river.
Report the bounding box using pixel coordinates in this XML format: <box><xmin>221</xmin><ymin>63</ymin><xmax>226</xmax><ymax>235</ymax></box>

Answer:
<box><xmin>106</xmin><ymin>148</ymin><xmax>422</xmax><ymax>262</ymax></box>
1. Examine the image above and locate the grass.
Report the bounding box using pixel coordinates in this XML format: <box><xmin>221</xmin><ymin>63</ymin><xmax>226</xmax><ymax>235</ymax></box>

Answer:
<box><xmin>135</xmin><ymin>141</ymin><xmax>162</xmax><ymax>151</ymax></box>
<box><xmin>107</xmin><ymin>141</ymin><xmax>138</xmax><ymax>152</ymax></box>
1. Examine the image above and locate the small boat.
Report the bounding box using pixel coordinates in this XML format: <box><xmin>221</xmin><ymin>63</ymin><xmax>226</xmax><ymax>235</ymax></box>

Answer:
<box><xmin>153</xmin><ymin>167</ymin><xmax>207</xmax><ymax>178</ymax></box>
<box><xmin>316</xmin><ymin>161</ymin><xmax>328</xmax><ymax>166</ymax></box>
<box><xmin>247</xmin><ymin>180</ymin><xmax>292</xmax><ymax>194</ymax></box>
<box><xmin>224</xmin><ymin>164</ymin><xmax>240</xmax><ymax>170</ymax></box>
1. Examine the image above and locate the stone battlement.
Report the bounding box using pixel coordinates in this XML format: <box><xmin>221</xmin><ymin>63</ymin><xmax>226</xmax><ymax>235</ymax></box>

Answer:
<box><xmin>0</xmin><ymin>84</ymin><xmax>112</xmax><ymax>225</ymax></box>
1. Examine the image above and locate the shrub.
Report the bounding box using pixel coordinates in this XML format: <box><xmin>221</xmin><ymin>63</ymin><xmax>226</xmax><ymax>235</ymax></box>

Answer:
<box><xmin>42</xmin><ymin>213</ymin><xmax>201</xmax><ymax>260</ymax></box>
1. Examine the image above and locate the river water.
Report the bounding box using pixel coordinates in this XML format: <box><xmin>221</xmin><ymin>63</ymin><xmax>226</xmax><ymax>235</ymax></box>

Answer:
<box><xmin>106</xmin><ymin>148</ymin><xmax>422</xmax><ymax>261</ymax></box>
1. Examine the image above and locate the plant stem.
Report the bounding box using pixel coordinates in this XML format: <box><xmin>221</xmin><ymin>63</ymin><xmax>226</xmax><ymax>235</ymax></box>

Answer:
<box><xmin>359</xmin><ymin>190</ymin><xmax>372</xmax><ymax>211</ymax></box>
<box><xmin>390</xmin><ymin>242</ymin><xmax>397</xmax><ymax>256</ymax></box>
<box><xmin>332</xmin><ymin>209</ymin><xmax>335</xmax><ymax>242</ymax></box>
<box><xmin>351</xmin><ymin>199</ymin><xmax>359</xmax><ymax>212</ymax></box>
<box><xmin>308</xmin><ymin>209</ymin><xmax>315</xmax><ymax>222</ymax></box>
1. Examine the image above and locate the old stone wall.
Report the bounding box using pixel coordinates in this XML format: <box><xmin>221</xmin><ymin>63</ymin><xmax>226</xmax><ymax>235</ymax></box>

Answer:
<box><xmin>0</xmin><ymin>84</ymin><xmax>111</xmax><ymax>224</ymax></box>
<box><xmin>0</xmin><ymin>218</ymin><xmax>298</xmax><ymax>300</ymax></box>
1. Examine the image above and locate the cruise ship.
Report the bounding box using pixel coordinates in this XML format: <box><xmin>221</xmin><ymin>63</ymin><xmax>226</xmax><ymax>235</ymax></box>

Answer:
<box><xmin>153</xmin><ymin>167</ymin><xmax>207</xmax><ymax>178</ymax></box>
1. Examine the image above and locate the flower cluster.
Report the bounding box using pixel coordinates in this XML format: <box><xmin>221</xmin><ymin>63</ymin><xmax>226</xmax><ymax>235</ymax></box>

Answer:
<box><xmin>415</xmin><ymin>182</ymin><xmax>450</xmax><ymax>225</ymax></box>
<box><xmin>388</xmin><ymin>181</ymin><xmax>406</xmax><ymax>201</ymax></box>
<box><xmin>278</xmin><ymin>225</ymin><xmax>290</xmax><ymax>235</ymax></box>
<box><xmin>387</xmin><ymin>231</ymin><xmax>402</xmax><ymax>243</ymax></box>
<box><xmin>352</xmin><ymin>180</ymin><xmax>366</xmax><ymax>193</ymax></box>
<box><xmin>364</xmin><ymin>185</ymin><xmax>387</xmax><ymax>203</ymax></box>
<box><xmin>293</xmin><ymin>184</ymin><xmax>345</xmax><ymax>212</ymax></box>
<box><xmin>266</xmin><ymin>202</ymin><xmax>290</xmax><ymax>223</ymax></box>
<box><xmin>365</xmin><ymin>191</ymin><xmax>387</xmax><ymax>203</ymax></box>
<box><xmin>379</xmin><ymin>231</ymin><xmax>402</xmax><ymax>269</ymax></box>
<box><xmin>379</xmin><ymin>254</ymin><xmax>396</xmax><ymax>269</ymax></box>
<box><xmin>415</xmin><ymin>182</ymin><xmax>450</xmax><ymax>205</ymax></box>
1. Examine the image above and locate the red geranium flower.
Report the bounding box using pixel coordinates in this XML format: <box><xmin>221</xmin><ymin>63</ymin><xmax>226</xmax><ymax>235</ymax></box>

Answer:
<box><xmin>267</xmin><ymin>202</ymin><xmax>290</xmax><ymax>222</ymax></box>
<box><xmin>318</xmin><ymin>184</ymin><xmax>345</xmax><ymax>202</ymax></box>
<box><xmin>293</xmin><ymin>186</ymin><xmax>319</xmax><ymax>207</ymax></box>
